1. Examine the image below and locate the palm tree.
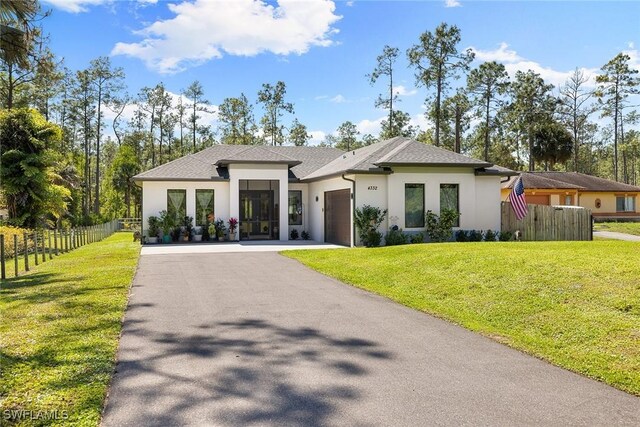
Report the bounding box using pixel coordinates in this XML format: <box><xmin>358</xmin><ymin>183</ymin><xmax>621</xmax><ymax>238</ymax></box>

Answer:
<box><xmin>0</xmin><ymin>0</ymin><xmax>39</xmax><ymax>68</ymax></box>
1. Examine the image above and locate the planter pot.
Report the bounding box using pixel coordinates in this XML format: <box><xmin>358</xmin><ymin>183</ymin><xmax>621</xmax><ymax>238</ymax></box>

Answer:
<box><xmin>162</xmin><ymin>235</ymin><xmax>171</xmax><ymax>244</ymax></box>
<box><xmin>229</xmin><ymin>232</ymin><xmax>237</xmax><ymax>241</ymax></box>
<box><xmin>193</xmin><ymin>234</ymin><xmax>202</xmax><ymax>242</ymax></box>
<box><xmin>148</xmin><ymin>236</ymin><xmax>158</xmax><ymax>244</ymax></box>
<box><xmin>218</xmin><ymin>235</ymin><xmax>225</xmax><ymax>242</ymax></box>
<box><xmin>182</xmin><ymin>236</ymin><xmax>189</xmax><ymax>242</ymax></box>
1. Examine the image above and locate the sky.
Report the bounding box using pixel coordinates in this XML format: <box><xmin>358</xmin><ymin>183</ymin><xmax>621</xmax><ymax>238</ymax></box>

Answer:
<box><xmin>40</xmin><ymin>0</ymin><xmax>640</xmax><ymax>144</ymax></box>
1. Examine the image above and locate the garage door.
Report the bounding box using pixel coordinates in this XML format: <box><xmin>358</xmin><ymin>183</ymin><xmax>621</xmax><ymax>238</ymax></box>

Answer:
<box><xmin>325</xmin><ymin>189</ymin><xmax>351</xmax><ymax>246</ymax></box>
<box><xmin>527</xmin><ymin>195</ymin><xmax>550</xmax><ymax>205</ymax></box>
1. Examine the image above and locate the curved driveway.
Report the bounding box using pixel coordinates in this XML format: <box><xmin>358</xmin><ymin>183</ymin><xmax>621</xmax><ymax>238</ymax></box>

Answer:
<box><xmin>102</xmin><ymin>252</ymin><xmax>640</xmax><ymax>426</ymax></box>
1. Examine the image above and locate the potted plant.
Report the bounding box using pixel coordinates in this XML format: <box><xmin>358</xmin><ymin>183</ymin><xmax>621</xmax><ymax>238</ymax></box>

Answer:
<box><xmin>159</xmin><ymin>210</ymin><xmax>174</xmax><ymax>243</ymax></box>
<box><xmin>182</xmin><ymin>216</ymin><xmax>193</xmax><ymax>242</ymax></box>
<box><xmin>193</xmin><ymin>225</ymin><xmax>203</xmax><ymax>242</ymax></box>
<box><xmin>215</xmin><ymin>218</ymin><xmax>226</xmax><ymax>241</ymax></box>
<box><xmin>228</xmin><ymin>217</ymin><xmax>238</xmax><ymax>241</ymax></box>
<box><xmin>207</xmin><ymin>221</ymin><xmax>216</xmax><ymax>241</ymax></box>
<box><xmin>147</xmin><ymin>215</ymin><xmax>160</xmax><ymax>244</ymax></box>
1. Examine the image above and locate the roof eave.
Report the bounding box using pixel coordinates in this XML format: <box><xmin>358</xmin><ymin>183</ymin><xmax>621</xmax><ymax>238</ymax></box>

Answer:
<box><xmin>131</xmin><ymin>177</ymin><xmax>230</xmax><ymax>183</ymax></box>
<box><xmin>301</xmin><ymin>168</ymin><xmax>393</xmax><ymax>183</ymax></box>
<box><xmin>215</xmin><ymin>160</ymin><xmax>302</xmax><ymax>167</ymax></box>
<box><xmin>376</xmin><ymin>161</ymin><xmax>493</xmax><ymax>168</ymax></box>
<box><xmin>475</xmin><ymin>169</ymin><xmax>519</xmax><ymax>177</ymax></box>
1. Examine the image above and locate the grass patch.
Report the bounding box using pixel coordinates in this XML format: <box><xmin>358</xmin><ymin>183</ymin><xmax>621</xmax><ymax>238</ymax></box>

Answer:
<box><xmin>0</xmin><ymin>233</ymin><xmax>140</xmax><ymax>426</ymax></box>
<box><xmin>285</xmin><ymin>241</ymin><xmax>640</xmax><ymax>396</ymax></box>
<box><xmin>594</xmin><ymin>222</ymin><xmax>640</xmax><ymax>236</ymax></box>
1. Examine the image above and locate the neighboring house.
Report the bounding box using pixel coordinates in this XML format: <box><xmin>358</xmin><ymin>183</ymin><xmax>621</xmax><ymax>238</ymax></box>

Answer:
<box><xmin>133</xmin><ymin>137</ymin><xmax>514</xmax><ymax>246</ymax></box>
<box><xmin>501</xmin><ymin>172</ymin><xmax>640</xmax><ymax>220</ymax></box>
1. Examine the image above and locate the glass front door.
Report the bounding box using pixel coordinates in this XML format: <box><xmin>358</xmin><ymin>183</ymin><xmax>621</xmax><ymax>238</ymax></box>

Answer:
<box><xmin>239</xmin><ymin>190</ymin><xmax>277</xmax><ymax>240</ymax></box>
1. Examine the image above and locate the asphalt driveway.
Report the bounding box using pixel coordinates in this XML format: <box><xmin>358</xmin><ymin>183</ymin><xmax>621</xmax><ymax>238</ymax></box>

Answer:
<box><xmin>102</xmin><ymin>252</ymin><xmax>640</xmax><ymax>426</ymax></box>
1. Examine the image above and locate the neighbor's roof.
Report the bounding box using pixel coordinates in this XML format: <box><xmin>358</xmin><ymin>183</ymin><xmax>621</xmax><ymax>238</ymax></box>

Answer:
<box><xmin>303</xmin><ymin>137</ymin><xmax>498</xmax><ymax>181</ymax></box>
<box><xmin>133</xmin><ymin>145</ymin><xmax>343</xmax><ymax>181</ymax></box>
<box><xmin>502</xmin><ymin>172</ymin><xmax>640</xmax><ymax>192</ymax></box>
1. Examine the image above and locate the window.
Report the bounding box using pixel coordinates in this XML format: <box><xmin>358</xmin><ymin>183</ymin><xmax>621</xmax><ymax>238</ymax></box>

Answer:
<box><xmin>440</xmin><ymin>184</ymin><xmax>459</xmax><ymax>227</ymax></box>
<box><xmin>564</xmin><ymin>195</ymin><xmax>573</xmax><ymax>205</ymax></box>
<box><xmin>167</xmin><ymin>189</ymin><xmax>186</xmax><ymax>224</ymax></box>
<box><xmin>405</xmin><ymin>184</ymin><xmax>425</xmax><ymax>228</ymax></box>
<box><xmin>288</xmin><ymin>191</ymin><xmax>302</xmax><ymax>225</ymax></box>
<box><xmin>195</xmin><ymin>189</ymin><xmax>214</xmax><ymax>226</ymax></box>
<box><xmin>616</xmin><ymin>196</ymin><xmax>636</xmax><ymax>212</ymax></box>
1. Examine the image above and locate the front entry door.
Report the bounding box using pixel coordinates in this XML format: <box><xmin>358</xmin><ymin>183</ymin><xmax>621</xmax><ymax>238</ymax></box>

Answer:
<box><xmin>239</xmin><ymin>190</ymin><xmax>276</xmax><ymax>240</ymax></box>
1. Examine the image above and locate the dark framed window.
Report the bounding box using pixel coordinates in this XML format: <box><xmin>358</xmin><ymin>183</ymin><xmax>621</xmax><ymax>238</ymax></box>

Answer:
<box><xmin>288</xmin><ymin>190</ymin><xmax>302</xmax><ymax>225</ymax></box>
<box><xmin>195</xmin><ymin>189</ymin><xmax>214</xmax><ymax>226</ymax></box>
<box><xmin>167</xmin><ymin>189</ymin><xmax>186</xmax><ymax>223</ymax></box>
<box><xmin>405</xmin><ymin>184</ymin><xmax>425</xmax><ymax>228</ymax></box>
<box><xmin>440</xmin><ymin>184</ymin><xmax>459</xmax><ymax>227</ymax></box>
<box><xmin>616</xmin><ymin>196</ymin><xmax>636</xmax><ymax>212</ymax></box>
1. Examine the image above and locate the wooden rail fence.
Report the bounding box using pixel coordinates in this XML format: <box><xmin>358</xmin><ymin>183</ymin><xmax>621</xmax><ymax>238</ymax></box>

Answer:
<box><xmin>501</xmin><ymin>202</ymin><xmax>592</xmax><ymax>241</ymax></box>
<box><xmin>0</xmin><ymin>220</ymin><xmax>119</xmax><ymax>280</ymax></box>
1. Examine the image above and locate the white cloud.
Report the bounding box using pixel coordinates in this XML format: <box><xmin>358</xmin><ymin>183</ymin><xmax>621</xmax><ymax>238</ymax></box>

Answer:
<box><xmin>393</xmin><ymin>85</ymin><xmax>417</xmax><ymax>97</ymax></box>
<box><xmin>356</xmin><ymin>116</ymin><xmax>385</xmax><ymax>135</ymax></box>
<box><xmin>444</xmin><ymin>0</ymin><xmax>461</xmax><ymax>8</ymax></box>
<box><xmin>308</xmin><ymin>130</ymin><xmax>327</xmax><ymax>146</ymax></box>
<box><xmin>346</xmin><ymin>1</ymin><xmax>354</xmax><ymax>6</ymax></box>
<box><xmin>43</xmin><ymin>0</ymin><xmax>110</xmax><ymax>13</ymax></box>
<box><xmin>314</xmin><ymin>95</ymin><xmax>329</xmax><ymax>101</ymax></box>
<box><xmin>330</xmin><ymin>94</ymin><xmax>348</xmax><ymax>103</ymax></box>
<box><xmin>112</xmin><ymin>0</ymin><xmax>342</xmax><ymax>74</ymax></box>
<box><xmin>623</xmin><ymin>47</ymin><xmax>640</xmax><ymax>72</ymax></box>
<box><xmin>470</xmin><ymin>42</ymin><xmax>599</xmax><ymax>87</ymax></box>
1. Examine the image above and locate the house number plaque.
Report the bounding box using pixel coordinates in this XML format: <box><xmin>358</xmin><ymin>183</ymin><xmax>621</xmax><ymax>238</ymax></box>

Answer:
<box><xmin>368</xmin><ymin>186</ymin><xmax>378</xmax><ymax>190</ymax></box>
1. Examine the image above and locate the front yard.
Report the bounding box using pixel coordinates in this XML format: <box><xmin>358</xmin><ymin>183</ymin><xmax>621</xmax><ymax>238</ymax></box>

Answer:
<box><xmin>285</xmin><ymin>240</ymin><xmax>640</xmax><ymax>396</ymax></box>
<box><xmin>594</xmin><ymin>221</ymin><xmax>640</xmax><ymax>236</ymax></box>
<box><xmin>0</xmin><ymin>233</ymin><xmax>140</xmax><ymax>426</ymax></box>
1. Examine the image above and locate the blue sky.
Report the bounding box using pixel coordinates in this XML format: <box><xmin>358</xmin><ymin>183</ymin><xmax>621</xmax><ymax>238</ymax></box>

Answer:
<box><xmin>42</xmin><ymin>0</ymin><xmax>640</xmax><ymax>143</ymax></box>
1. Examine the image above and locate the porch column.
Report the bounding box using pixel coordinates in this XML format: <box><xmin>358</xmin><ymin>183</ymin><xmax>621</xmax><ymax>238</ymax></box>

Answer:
<box><xmin>279</xmin><ymin>179</ymin><xmax>288</xmax><ymax>241</ymax></box>
<box><xmin>229</xmin><ymin>176</ymin><xmax>239</xmax><ymax>226</ymax></box>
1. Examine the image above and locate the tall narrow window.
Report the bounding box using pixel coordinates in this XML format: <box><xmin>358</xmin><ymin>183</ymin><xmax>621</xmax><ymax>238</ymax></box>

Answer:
<box><xmin>195</xmin><ymin>189</ymin><xmax>214</xmax><ymax>226</ymax></box>
<box><xmin>288</xmin><ymin>191</ymin><xmax>302</xmax><ymax>225</ymax></box>
<box><xmin>167</xmin><ymin>189</ymin><xmax>186</xmax><ymax>223</ymax></box>
<box><xmin>405</xmin><ymin>184</ymin><xmax>425</xmax><ymax>228</ymax></box>
<box><xmin>440</xmin><ymin>184</ymin><xmax>459</xmax><ymax>227</ymax></box>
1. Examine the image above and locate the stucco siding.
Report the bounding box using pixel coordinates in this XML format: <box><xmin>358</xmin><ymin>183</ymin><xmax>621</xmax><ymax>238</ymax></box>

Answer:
<box><xmin>141</xmin><ymin>180</ymin><xmax>230</xmax><ymax>237</ymax></box>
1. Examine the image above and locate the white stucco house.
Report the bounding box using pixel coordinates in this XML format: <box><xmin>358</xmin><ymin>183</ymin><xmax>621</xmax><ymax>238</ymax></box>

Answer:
<box><xmin>133</xmin><ymin>137</ymin><xmax>514</xmax><ymax>246</ymax></box>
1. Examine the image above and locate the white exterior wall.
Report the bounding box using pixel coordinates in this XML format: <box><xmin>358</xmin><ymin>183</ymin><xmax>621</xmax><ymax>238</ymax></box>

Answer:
<box><xmin>308</xmin><ymin>176</ymin><xmax>353</xmax><ymax>245</ymax></box>
<box><xmin>141</xmin><ymin>180</ymin><xmax>230</xmax><ymax>236</ymax></box>
<box><xmin>228</xmin><ymin>164</ymin><xmax>289</xmax><ymax>241</ymax></box>
<box><xmin>474</xmin><ymin>175</ymin><xmax>502</xmax><ymax>231</ymax></box>
<box><xmin>354</xmin><ymin>175</ymin><xmax>388</xmax><ymax>246</ymax></box>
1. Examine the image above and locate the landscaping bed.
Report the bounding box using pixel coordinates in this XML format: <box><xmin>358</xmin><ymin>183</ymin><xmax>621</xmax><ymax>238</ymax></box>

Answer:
<box><xmin>0</xmin><ymin>232</ymin><xmax>140</xmax><ymax>426</ymax></box>
<box><xmin>594</xmin><ymin>222</ymin><xmax>640</xmax><ymax>236</ymax></box>
<box><xmin>285</xmin><ymin>240</ymin><xmax>640</xmax><ymax>396</ymax></box>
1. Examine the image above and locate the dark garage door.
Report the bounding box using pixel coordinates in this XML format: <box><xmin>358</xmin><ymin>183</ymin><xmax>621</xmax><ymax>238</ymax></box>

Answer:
<box><xmin>325</xmin><ymin>189</ymin><xmax>351</xmax><ymax>246</ymax></box>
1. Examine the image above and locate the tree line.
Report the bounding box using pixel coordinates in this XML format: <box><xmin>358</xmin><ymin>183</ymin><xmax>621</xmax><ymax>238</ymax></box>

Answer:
<box><xmin>0</xmin><ymin>1</ymin><xmax>638</xmax><ymax>229</ymax></box>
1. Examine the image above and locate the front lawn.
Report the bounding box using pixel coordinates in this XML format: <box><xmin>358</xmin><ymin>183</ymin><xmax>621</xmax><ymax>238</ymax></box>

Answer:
<box><xmin>594</xmin><ymin>221</ymin><xmax>640</xmax><ymax>236</ymax></box>
<box><xmin>0</xmin><ymin>232</ymin><xmax>140</xmax><ymax>426</ymax></box>
<box><xmin>285</xmin><ymin>241</ymin><xmax>640</xmax><ymax>396</ymax></box>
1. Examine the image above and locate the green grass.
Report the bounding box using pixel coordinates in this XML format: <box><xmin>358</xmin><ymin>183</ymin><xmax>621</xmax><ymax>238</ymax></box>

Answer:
<box><xmin>594</xmin><ymin>222</ymin><xmax>640</xmax><ymax>236</ymax></box>
<box><xmin>0</xmin><ymin>233</ymin><xmax>140</xmax><ymax>426</ymax></box>
<box><xmin>285</xmin><ymin>241</ymin><xmax>640</xmax><ymax>396</ymax></box>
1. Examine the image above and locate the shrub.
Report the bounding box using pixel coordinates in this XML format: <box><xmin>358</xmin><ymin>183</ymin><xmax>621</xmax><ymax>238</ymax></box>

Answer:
<box><xmin>290</xmin><ymin>228</ymin><xmax>299</xmax><ymax>240</ymax></box>
<box><xmin>410</xmin><ymin>233</ymin><xmax>424</xmax><ymax>244</ymax></box>
<box><xmin>484</xmin><ymin>229</ymin><xmax>497</xmax><ymax>241</ymax></box>
<box><xmin>455</xmin><ymin>230</ymin><xmax>468</xmax><ymax>242</ymax></box>
<box><xmin>147</xmin><ymin>216</ymin><xmax>160</xmax><ymax>238</ymax></box>
<box><xmin>385</xmin><ymin>226</ymin><xmax>407</xmax><ymax>246</ymax></box>
<box><xmin>425</xmin><ymin>209</ymin><xmax>459</xmax><ymax>243</ymax></box>
<box><xmin>498</xmin><ymin>231</ymin><xmax>513</xmax><ymax>242</ymax></box>
<box><xmin>0</xmin><ymin>225</ymin><xmax>33</xmax><ymax>258</ymax></box>
<box><xmin>354</xmin><ymin>205</ymin><xmax>387</xmax><ymax>247</ymax></box>
<box><xmin>468</xmin><ymin>230</ymin><xmax>483</xmax><ymax>242</ymax></box>
<box><xmin>301</xmin><ymin>230</ymin><xmax>310</xmax><ymax>240</ymax></box>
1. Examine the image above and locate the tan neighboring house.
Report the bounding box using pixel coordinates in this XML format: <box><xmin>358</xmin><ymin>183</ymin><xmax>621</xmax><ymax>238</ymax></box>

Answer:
<box><xmin>501</xmin><ymin>172</ymin><xmax>640</xmax><ymax>220</ymax></box>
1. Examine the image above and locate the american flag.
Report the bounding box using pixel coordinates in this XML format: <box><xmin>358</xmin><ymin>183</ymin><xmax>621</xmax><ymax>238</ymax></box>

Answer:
<box><xmin>509</xmin><ymin>176</ymin><xmax>528</xmax><ymax>220</ymax></box>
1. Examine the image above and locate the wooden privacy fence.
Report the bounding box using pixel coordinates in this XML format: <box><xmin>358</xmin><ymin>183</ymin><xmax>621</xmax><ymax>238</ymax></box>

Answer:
<box><xmin>501</xmin><ymin>202</ymin><xmax>592</xmax><ymax>241</ymax></box>
<box><xmin>0</xmin><ymin>220</ymin><xmax>119</xmax><ymax>280</ymax></box>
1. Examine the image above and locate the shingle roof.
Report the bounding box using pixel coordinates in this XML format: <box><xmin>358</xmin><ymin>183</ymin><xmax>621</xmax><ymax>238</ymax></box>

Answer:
<box><xmin>133</xmin><ymin>145</ymin><xmax>343</xmax><ymax>181</ymax></box>
<box><xmin>133</xmin><ymin>138</ymin><xmax>507</xmax><ymax>183</ymax></box>
<box><xmin>303</xmin><ymin>137</ymin><xmax>493</xmax><ymax>181</ymax></box>
<box><xmin>503</xmin><ymin>172</ymin><xmax>640</xmax><ymax>192</ymax></box>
